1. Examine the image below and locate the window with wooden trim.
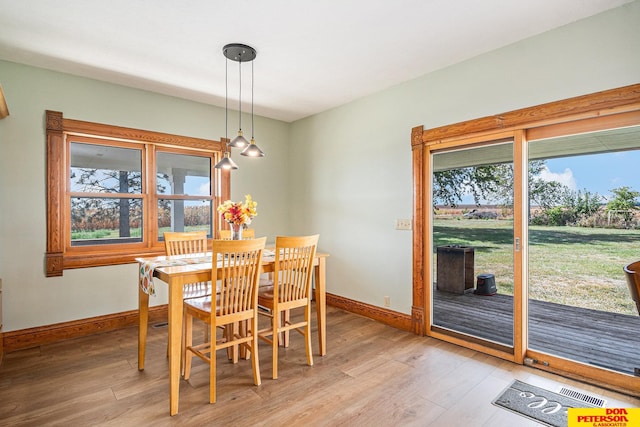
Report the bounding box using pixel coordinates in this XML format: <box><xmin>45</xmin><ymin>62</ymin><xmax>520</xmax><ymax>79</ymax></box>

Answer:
<box><xmin>45</xmin><ymin>110</ymin><xmax>231</xmax><ymax>277</ymax></box>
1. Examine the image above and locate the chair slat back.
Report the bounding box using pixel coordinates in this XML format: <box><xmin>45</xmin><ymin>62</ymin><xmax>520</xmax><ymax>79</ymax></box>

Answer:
<box><xmin>623</xmin><ymin>260</ymin><xmax>640</xmax><ymax>315</ymax></box>
<box><xmin>213</xmin><ymin>237</ymin><xmax>266</xmax><ymax>318</ymax></box>
<box><xmin>164</xmin><ymin>231</ymin><xmax>208</xmax><ymax>256</ymax></box>
<box><xmin>274</xmin><ymin>235</ymin><xmax>319</xmax><ymax>304</ymax></box>
<box><xmin>217</xmin><ymin>228</ymin><xmax>255</xmax><ymax>240</ymax></box>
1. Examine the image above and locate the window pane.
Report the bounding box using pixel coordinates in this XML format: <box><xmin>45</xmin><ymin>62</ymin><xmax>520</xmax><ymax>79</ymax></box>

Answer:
<box><xmin>156</xmin><ymin>152</ymin><xmax>211</xmax><ymax>196</ymax></box>
<box><xmin>158</xmin><ymin>199</ymin><xmax>212</xmax><ymax>238</ymax></box>
<box><xmin>71</xmin><ymin>197</ymin><xmax>143</xmax><ymax>246</ymax></box>
<box><xmin>70</xmin><ymin>142</ymin><xmax>142</xmax><ymax>193</ymax></box>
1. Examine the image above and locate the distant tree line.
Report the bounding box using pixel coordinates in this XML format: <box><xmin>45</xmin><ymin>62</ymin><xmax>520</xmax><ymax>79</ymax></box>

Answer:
<box><xmin>70</xmin><ymin>167</ymin><xmax>210</xmax><ymax>236</ymax></box>
<box><xmin>434</xmin><ymin>161</ymin><xmax>640</xmax><ymax>229</ymax></box>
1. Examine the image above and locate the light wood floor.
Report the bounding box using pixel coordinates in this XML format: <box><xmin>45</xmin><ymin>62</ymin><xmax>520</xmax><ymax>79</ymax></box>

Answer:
<box><xmin>1</xmin><ymin>305</ymin><xmax>638</xmax><ymax>426</ymax></box>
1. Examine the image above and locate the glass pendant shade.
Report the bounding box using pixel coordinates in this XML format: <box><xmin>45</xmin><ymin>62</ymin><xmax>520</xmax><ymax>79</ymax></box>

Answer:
<box><xmin>241</xmin><ymin>138</ymin><xmax>266</xmax><ymax>157</ymax></box>
<box><xmin>229</xmin><ymin>130</ymin><xmax>249</xmax><ymax>149</ymax></box>
<box><xmin>214</xmin><ymin>152</ymin><xmax>238</xmax><ymax>170</ymax></box>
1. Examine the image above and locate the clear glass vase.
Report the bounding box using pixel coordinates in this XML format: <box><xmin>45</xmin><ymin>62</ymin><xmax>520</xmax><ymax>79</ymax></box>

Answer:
<box><xmin>231</xmin><ymin>223</ymin><xmax>243</xmax><ymax>240</ymax></box>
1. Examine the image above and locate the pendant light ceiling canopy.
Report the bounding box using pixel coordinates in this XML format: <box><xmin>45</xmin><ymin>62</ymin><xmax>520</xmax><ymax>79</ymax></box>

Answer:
<box><xmin>215</xmin><ymin>43</ymin><xmax>265</xmax><ymax>170</ymax></box>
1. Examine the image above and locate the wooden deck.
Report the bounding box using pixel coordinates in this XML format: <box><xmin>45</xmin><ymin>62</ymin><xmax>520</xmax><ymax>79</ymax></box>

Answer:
<box><xmin>433</xmin><ymin>290</ymin><xmax>640</xmax><ymax>375</ymax></box>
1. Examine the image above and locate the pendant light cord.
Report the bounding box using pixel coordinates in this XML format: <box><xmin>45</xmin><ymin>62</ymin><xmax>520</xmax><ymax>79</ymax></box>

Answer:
<box><xmin>225</xmin><ymin>56</ymin><xmax>228</xmax><ymax>140</ymax></box>
<box><xmin>251</xmin><ymin>60</ymin><xmax>254</xmax><ymax>139</ymax></box>
<box><xmin>238</xmin><ymin>57</ymin><xmax>242</xmax><ymax>131</ymax></box>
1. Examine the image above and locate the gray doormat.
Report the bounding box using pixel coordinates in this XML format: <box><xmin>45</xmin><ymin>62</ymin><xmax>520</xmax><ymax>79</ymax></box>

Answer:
<box><xmin>492</xmin><ymin>380</ymin><xmax>598</xmax><ymax>427</ymax></box>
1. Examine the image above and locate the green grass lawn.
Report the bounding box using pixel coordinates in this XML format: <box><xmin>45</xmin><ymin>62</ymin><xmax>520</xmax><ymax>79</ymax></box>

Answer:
<box><xmin>72</xmin><ymin>226</ymin><xmax>209</xmax><ymax>240</ymax></box>
<box><xmin>434</xmin><ymin>219</ymin><xmax>639</xmax><ymax>316</ymax></box>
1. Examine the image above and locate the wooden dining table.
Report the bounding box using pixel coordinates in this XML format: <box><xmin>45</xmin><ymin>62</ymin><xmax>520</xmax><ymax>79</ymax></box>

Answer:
<box><xmin>136</xmin><ymin>250</ymin><xmax>328</xmax><ymax>416</ymax></box>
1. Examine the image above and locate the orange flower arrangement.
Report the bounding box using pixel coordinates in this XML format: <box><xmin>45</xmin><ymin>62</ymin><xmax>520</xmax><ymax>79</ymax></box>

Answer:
<box><xmin>217</xmin><ymin>194</ymin><xmax>257</xmax><ymax>226</ymax></box>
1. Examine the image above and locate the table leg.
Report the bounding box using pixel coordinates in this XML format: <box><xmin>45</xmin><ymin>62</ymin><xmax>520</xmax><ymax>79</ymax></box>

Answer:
<box><xmin>138</xmin><ymin>276</ymin><xmax>149</xmax><ymax>371</ymax></box>
<box><xmin>314</xmin><ymin>257</ymin><xmax>326</xmax><ymax>356</ymax></box>
<box><xmin>282</xmin><ymin>310</ymin><xmax>290</xmax><ymax>347</ymax></box>
<box><xmin>168</xmin><ymin>278</ymin><xmax>184</xmax><ymax>416</ymax></box>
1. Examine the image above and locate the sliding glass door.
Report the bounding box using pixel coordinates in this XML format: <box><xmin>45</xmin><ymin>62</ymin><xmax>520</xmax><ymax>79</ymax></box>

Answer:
<box><xmin>416</xmin><ymin>86</ymin><xmax>640</xmax><ymax>394</ymax></box>
<box><xmin>526</xmin><ymin>126</ymin><xmax>640</xmax><ymax>376</ymax></box>
<box><xmin>431</xmin><ymin>140</ymin><xmax>515</xmax><ymax>351</ymax></box>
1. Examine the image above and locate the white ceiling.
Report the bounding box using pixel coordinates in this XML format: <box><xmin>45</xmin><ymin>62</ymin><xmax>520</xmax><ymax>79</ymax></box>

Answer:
<box><xmin>0</xmin><ymin>0</ymin><xmax>632</xmax><ymax>122</ymax></box>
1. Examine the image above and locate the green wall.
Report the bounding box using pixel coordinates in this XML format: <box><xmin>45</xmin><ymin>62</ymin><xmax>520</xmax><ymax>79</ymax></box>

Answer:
<box><xmin>288</xmin><ymin>1</ymin><xmax>640</xmax><ymax>312</ymax></box>
<box><xmin>1</xmin><ymin>1</ymin><xmax>639</xmax><ymax>331</ymax></box>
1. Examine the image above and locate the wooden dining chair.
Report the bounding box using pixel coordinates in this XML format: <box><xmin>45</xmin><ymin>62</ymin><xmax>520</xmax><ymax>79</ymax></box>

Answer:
<box><xmin>163</xmin><ymin>231</ymin><xmax>211</xmax><ymax>356</ymax></box>
<box><xmin>623</xmin><ymin>260</ymin><xmax>640</xmax><ymax>316</ymax></box>
<box><xmin>217</xmin><ymin>228</ymin><xmax>255</xmax><ymax>239</ymax></box>
<box><xmin>183</xmin><ymin>237</ymin><xmax>266</xmax><ymax>404</ymax></box>
<box><xmin>258</xmin><ymin>234</ymin><xmax>319</xmax><ymax>379</ymax></box>
<box><xmin>164</xmin><ymin>230</ymin><xmax>210</xmax><ymax>294</ymax></box>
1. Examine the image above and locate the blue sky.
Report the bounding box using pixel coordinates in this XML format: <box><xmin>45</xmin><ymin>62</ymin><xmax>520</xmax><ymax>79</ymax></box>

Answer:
<box><xmin>543</xmin><ymin>150</ymin><xmax>640</xmax><ymax>202</ymax></box>
<box><xmin>176</xmin><ymin>149</ymin><xmax>640</xmax><ymax>204</ymax></box>
<box><xmin>452</xmin><ymin>149</ymin><xmax>640</xmax><ymax>206</ymax></box>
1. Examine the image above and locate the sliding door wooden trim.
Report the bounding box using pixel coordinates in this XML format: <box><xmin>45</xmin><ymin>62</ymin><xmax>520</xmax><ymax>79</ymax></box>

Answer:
<box><xmin>526</xmin><ymin>349</ymin><xmax>640</xmax><ymax>397</ymax></box>
<box><xmin>512</xmin><ymin>130</ymin><xmax>527</xmax><ymax>364</ymax></box>
<box><xmin>414</xmin><ymin>84</ymin><xmax>640</xmax><ymax>145</ymax></box>
<box><xmin>411</xmin><ymin>126</ymin><xmax>426</xmax><ymax>335</ymax></box>
<box><xmin>411</xmin><ymin>83</ymin><xmax>640</xmax><ymax>396</ymax></box>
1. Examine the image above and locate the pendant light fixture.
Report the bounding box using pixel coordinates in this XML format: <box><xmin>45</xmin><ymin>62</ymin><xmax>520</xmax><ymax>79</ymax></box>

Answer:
<box><xmin>228</xmin><ymin>44</ymin><xmax>253</xmax><ymax>149</ymax></box>
<box><xmin>241</xmin><ymin>60</ymin><xmax>266</xmax><ymax>158</ymax></box>
<box><xmin>215</xmin><ymin>43</ymin><xmax>265</xmax><ymax>170</ymax></box>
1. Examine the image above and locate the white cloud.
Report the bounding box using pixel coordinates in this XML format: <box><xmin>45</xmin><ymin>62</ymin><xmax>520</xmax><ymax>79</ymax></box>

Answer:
<box><xmin>538</xmin><ymin>166</ymin><xmax>577</xmax><ymax>190</ymax></box>
<box><xmin>197</xmin><ymin>182</ymin><xmax>210</xmax><ymax>196</ymax></box>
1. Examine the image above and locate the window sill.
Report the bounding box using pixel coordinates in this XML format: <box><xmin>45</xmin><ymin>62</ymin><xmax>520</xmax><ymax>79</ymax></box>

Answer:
<box><xmin>45</xmin><ymin>248</ymin><xmax>166</xmax><ymax>277</ymax></box>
